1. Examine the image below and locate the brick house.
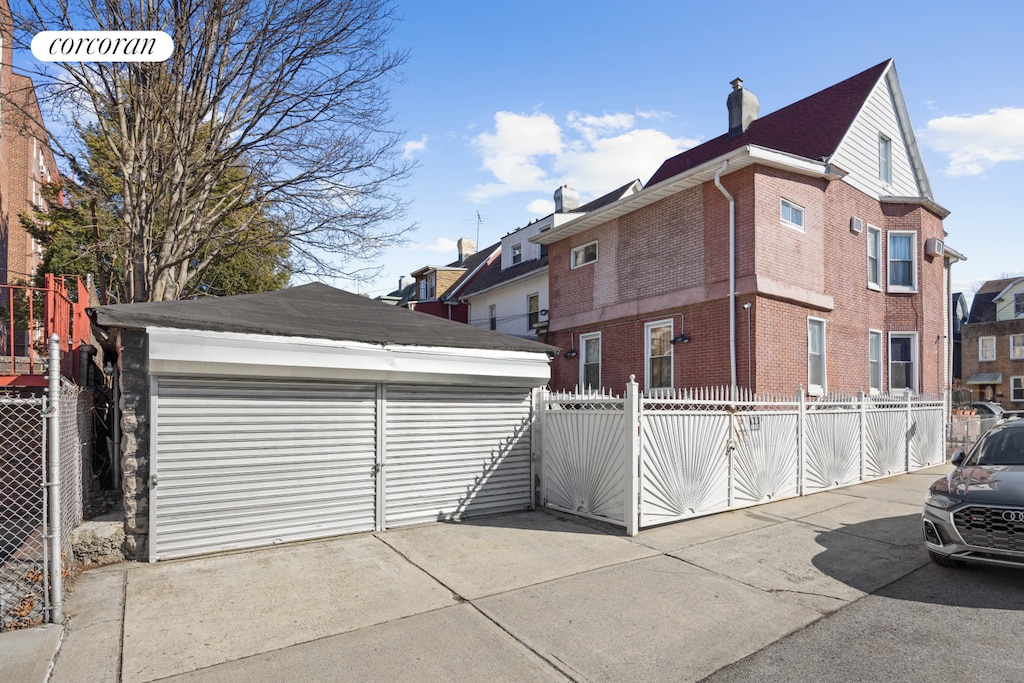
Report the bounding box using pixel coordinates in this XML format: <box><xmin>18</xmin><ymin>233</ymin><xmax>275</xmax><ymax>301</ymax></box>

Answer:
<box><xmin>961</xmin><ymin>277</ymin><xmax>1024</xmax><ymax>406</ymax></box>
<box><xmin>1</xmin><ymin>0</ymin><xmax>60</xmax><ymax>286</ymax></box>
<box><xmin>534</xmin><ymin>60</ymin><xmax>961</xmax><ymax>396</ymax></box>
<box><xmin>396</xmin><ymin>238</ymin><xmax>500</xmax><ymax>323</ymax></box>
<box><xmin>459</xmin><ymin>181</ymin><xmax>641</xmax><ymax>338</ymax></box>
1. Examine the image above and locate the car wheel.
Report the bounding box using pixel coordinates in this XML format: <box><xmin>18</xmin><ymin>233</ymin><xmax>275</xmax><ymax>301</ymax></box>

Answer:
<box><xmin>929</xmin><ymin>550</ymin><xmax>966</xmax><ymax>568</ymax></box>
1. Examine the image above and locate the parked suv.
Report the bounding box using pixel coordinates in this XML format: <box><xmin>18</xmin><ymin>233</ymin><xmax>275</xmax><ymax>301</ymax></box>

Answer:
<box><xmin>923</xmin><ymin>417</ymin><xmax>1024</xmax><ymax>569</ymax></box>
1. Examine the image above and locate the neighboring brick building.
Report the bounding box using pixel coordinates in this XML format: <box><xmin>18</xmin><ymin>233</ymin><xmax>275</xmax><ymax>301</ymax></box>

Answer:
<box><xmin>961</xmin><ymin>277</ymin><xmax>1024</xmax><ymax>407</ymax></box>
<box><xmin>397</xmin><ymin>238</ymin><xmax>499</xmax><ymax>323</ymax></box>
<box><xmin>1</xmin><ymin>0</ymin><xmax>59</xmax><ymax>285</ymax></box>
<box><xmin>535</xmin><ymin>60</ymin><xmax>961</xmax><ymax>397</ymax></box>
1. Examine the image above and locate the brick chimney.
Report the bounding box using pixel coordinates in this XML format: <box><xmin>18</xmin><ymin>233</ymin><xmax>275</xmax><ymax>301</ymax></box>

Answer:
<box><xmin>457</xmin><ymin>237</ymin><xmax>477</xmax><ymax>264</ymax></box>
<box><xmin>727</xmin><ymin>77</ymin><xmax>759</xmax><ymax>138</ymax></box>
<box><xmin>554</xmin><ymin>185</ymin><xmax>580</xmax><ymax>213</ymax></box>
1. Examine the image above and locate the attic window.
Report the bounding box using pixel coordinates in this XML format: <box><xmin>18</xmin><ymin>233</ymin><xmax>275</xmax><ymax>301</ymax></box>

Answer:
<box><xmin>1015</xmin><ymin>292</ymin><xmax>1024</xmax><ymax>317</ymax></box>
<box><xmin>512</xmin><ymin>243</ymin><xmax>522</xmax><ymax>265</ymax></box>
<box><xmin>780</xmin><ymin>199</ymin><xmax>804</xmax><ymax>230</ymax></box>
<box><xmin>879</xmin><ymin>134</ymin><xmax>892</xmax><ymax>184</ymax></box>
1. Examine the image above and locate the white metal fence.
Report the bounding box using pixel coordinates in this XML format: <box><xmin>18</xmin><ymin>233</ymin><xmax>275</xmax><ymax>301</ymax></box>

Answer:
<box><xmin>538</xmin><ymin>380</ymin><xmax>946</xmax><ymax>534</ymax></box>
<box><xmin>0</xmin><ymin>366</ymin><xmax>89</xmax><ymax>629</ymax></box>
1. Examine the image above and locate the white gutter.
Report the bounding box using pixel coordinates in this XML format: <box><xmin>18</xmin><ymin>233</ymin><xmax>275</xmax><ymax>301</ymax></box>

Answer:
<box><xmin>714</xmin><ymin>161</ymin><xmax>737</xmax><ymax>396</ymax></box>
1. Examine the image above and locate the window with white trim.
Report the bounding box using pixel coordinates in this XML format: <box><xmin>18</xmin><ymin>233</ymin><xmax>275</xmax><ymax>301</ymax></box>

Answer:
<box><xmin>868</xmin><ymin>330</ymin><xmax>883</xmax><ymax>394</ymax></box>
<box><xmin>887</xmin><ymin>231</ymin><xmax>916</xmax><ymax>292</ymax></box>
<box><xmin>807</xmin><ymin>318</ymin><xmax>826</xmax><ymax>395</ymax></box>
<box><xmin>511</xmin><ymin>243</ymin><xmax>522</xmax><ymax>265</ymax></box>
<box><xmin>1012</xmin><ymin>376</ymin><xmax>1024</xmax><ymax>402</ymax></box>
<box><xmin>879</xmin><ymin>134</ymin><xmax>892</xmax><ymax>184</ymax></box>
<box><xmin>889</xmin><ymin>332</ymin><xmax>918</xmax><ymax>394</ymax></box>
<box><xmin>488</xmin><ymin>305</ymin><xmax>496</xmax><ymax>331</ymax></box>
<box><xmin>580</xmin><ymin>333</ymin><xmax>601</xmax><ymax>390</ymax></box>
<box><xmin>571</xmin><ymin>241</ymin><xmax>598</xmax><ymax>268</ymax></box>
<box><xmin>780</xmin><ymin>199</ymin><xmax>804</xmax><ymax>230</ymax></box>
<box><xmin>527</xmin><ymin>293</ymin><xmax>539</xmax><ymax>331</ymax></box>
<box><xmin>1016</xmin><ymin>293</ymin><xmax>1024</xmax><ymax>317</ymax></box>
<box><xmin>1011</xmin><ymin>334</ymin><xmax>1024</xmax><ymax>360</ymax></box>
<box><xmin>419</xmin><ymin>273</ymin><xmax>436</xmax><ymax>300</ymax></box>
<box><xmin>866</xmin><ymin>225</ymin><xmax>881</xmax><ymax>290</ymax></box>
<box><xmin>979</xmin><ymin>336</ymin><xmax>996</xmax><ymax>362</ymax></box>
<box><xmin>645</xmin><ymin>320</ymin><xmax>673</xmax><ymax>390</ymax></box>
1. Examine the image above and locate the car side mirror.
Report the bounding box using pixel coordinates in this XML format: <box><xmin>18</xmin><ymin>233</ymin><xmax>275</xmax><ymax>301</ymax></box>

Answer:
<box><xmin>951</xmin><ymin>450</ymin><xmax>966</xmax><ymax>466</ymax></box>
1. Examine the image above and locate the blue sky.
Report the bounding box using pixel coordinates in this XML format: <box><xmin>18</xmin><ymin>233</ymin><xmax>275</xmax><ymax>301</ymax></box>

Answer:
<box><xmin>346</xmin><ymin>0</ymin><xmax>1024</xmax><ymax>304</ymax></box>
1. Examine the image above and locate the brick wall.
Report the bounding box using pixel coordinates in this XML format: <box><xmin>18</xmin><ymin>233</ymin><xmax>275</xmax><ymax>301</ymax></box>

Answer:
<box><xmin>962</xmin><ymin>319</ymin><xmax>1024</xmax><ymax>407</ymax></box>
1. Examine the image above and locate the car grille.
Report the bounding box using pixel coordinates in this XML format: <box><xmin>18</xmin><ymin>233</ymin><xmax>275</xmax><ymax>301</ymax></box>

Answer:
<box><xmin>953</xmin><ymin>506</ymin><xmax>1024</xmax><ymax>551</ymax></box>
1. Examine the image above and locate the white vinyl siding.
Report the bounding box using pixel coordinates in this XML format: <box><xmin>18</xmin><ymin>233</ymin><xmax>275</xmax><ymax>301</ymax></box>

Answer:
<box><xmin>878</xmin><ymin>134</ymin><xmax>892</xmax><ymax>184</ymax></box>
<box><xmin>828</xmin><ymin>72</ymin><xmax>920</xmax><ymax>199</ymax></box>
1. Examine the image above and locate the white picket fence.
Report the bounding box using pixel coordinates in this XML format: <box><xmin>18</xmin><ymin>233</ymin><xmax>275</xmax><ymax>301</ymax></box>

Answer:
<box><xmin>537</xmin><ymin>380</ymin><xmax>946</xmax><ymax>534</ymax></box>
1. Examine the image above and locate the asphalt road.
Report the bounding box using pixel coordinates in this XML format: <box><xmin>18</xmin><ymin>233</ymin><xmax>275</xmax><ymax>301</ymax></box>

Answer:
<box><xmin>704</xmin><ymin>558</ymin><xmax>1024</xmax><ymax>682</ymax></box>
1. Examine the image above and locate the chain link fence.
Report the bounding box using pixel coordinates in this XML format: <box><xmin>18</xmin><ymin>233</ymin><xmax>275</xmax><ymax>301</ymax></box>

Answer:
<box><xmin>0</xmin><ymin>381</ymin><xmax>90</xmax><ymax>630</ymax></box>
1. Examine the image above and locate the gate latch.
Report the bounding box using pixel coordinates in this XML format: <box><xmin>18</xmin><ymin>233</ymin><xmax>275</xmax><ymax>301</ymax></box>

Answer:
<box><xmin>149</xmin><ymin>474</ymin><xmax>159</xmax><ymax>488</ymax></box>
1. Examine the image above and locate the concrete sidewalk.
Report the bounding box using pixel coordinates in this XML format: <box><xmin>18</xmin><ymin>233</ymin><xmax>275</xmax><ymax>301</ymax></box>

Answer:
<box><xmin>2</xmin><ymin>465</ymin><xmax>948</xmax><ymax>682</ymax></box>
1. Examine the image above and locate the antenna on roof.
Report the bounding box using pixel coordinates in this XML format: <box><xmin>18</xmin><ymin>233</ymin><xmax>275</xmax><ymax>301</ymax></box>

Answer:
<box><xmin>476</xmin><ymin>211</ymin><xmax>482</xmax><ymax>246</ymax></box>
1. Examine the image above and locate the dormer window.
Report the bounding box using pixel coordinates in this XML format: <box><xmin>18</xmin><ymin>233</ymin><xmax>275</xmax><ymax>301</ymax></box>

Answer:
<box><xmin>511</xmin><ymin>243</ymin><xmax>522</xmax><ymax>265</ymax></box>
<box><xmin>419</xmin><ymin>273</ymin><xmax>436</xmax><ymax>300</ymax></box>
<box><xmin>879</xmin><ymin>134</ymin><xmax>892</xmax><ymax>184</ymax></box>
<box><xmin>1015</xmin><ymin>292</ymin><xmax>1024</xmax><ymax>317</ymax></box>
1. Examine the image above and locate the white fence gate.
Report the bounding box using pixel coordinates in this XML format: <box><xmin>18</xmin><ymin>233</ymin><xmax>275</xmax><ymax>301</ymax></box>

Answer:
<box><xmin>539</xmin><ymin>380</ymin><xmax>946</xmax><ymax>534</ymax></box>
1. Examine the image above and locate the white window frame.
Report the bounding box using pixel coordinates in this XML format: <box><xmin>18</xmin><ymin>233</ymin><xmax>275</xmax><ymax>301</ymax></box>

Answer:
<box><xmin>1016</xmin><ymin>292</ymin><xmax>1024</xmax><ymax>317</ymax></box>
<box><xmin>511</xmin><ymin>243</ymin><xmax>523</xmax><ymax>265</ymax></box>
<box><xmin>879</xmin><ymin>134</ymin><xmax>892</xmax><ymax>184</ymax></box>
<box><xmin>807</xmin><ymin>317</ymin><xmax>827</xmax><ymax>396</ymax></box>
<box><xmin>780</xmin><ymin>198</ymin><xmax>805</xmax><ymax>231</ymax></box>
<box><xmin>571</xmin><ymin>241</ymin><xmax>598</xmax><ymax>269</ymax></box>
<box><xmin>887</xmin><ymin>231</ymin><xmax>917</xmax><ymax>293</ymax></box>
<box><xmin>1012</xmin><ymin>334</ymin><xmax>1024</xmax><ymax>360</ymax></box>
<box><xmin>889</xmin><ymin>332</ymin><xmax>918</xmax><ymax>395</ymax></box>
<box><xmin>645</xmin><ymin>319</ymin><xmax>674</xmax><ymax>391</ymax></box>
<box><xmin>527</xmin><ymin>293</ymin><xmax>539</xmax><ymax>332</ymax></box>
<box><xmin>579</xmin><ymin>332</ymin><xmax>602</xmax><ymax>391</ymax></box>
<box><xmin>488</xmin><ymin>304</ymin><xmax>496</xmax><ymax>331</ymax></box>
<box><xmin>868</xmin><ymin>329</ymin><xmax>883</xmax><ymax>394</ymax></box>
<box><xmin>1012</xmin><ymin>376</ymin><xmax>1024</xmax><ymax>403</ymax></box>
<box><xmin>866</xmin><ymin>225</ymin><xmax>881</xmax><ymax>290</ymax></box>
<box><xmin>979</xmin><ymin>336</ymin><xmax>996</xmax><ymax>362</ymax></box>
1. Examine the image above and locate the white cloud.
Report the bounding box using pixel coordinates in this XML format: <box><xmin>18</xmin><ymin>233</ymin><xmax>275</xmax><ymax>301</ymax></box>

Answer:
<box><xmin>921</xmin><ymin>107</ymin><xmax>1024</xmax><ymax>176</ymax></box>
<box><xmin>408</xmin><ymin>237</ymin><xmax>457</xmax><ymax>253</ymax></box>
<box><xmin>468</xmin><ymin>109</ymin><xmax>698</xmax><ymax>206</ymax></box>
<box><xmin>402</xmin><ymin>134</ymin><xmax>428</xmax><ymax>160</ymax></box>
<box><xmin>526</xmin><ymin>198</ymin><xmax>552</xmax><ymax>215</ymax></box>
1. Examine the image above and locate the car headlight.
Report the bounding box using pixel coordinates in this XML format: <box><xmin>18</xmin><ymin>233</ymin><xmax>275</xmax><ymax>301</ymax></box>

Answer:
<box><xmin>925</xmin><ymin>493</ymin><xmax>960</xmax><ymax>510</ymax></box>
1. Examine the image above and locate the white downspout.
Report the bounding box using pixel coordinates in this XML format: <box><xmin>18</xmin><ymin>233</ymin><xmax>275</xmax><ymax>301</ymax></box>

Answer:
<box><xmin>714</xmin><ymin>160</ymin><xmax>737</xmax><ymax>398</ymax></box>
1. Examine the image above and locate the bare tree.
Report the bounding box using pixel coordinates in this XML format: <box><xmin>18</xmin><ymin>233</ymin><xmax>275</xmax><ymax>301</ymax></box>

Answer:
<box><xmin>8</xmin><ymin>0</ymin><xmax>412</xmax><ymax>301</ymax></box>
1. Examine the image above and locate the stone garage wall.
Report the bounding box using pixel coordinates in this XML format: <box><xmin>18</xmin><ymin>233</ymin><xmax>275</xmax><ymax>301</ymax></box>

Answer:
<box><xmin>117</xmin><ymin>327</ymin><xmax>150</xmax><ymax>560</ymax></box>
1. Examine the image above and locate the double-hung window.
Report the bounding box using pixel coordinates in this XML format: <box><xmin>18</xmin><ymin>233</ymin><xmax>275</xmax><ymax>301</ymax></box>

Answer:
<box><xmin>511</xmin><ymin>243</ymin><xmax>522</xmax><ymax>265</ymax></box>
<box><xmin>866</xmin><ymin>225</ymin><xmax>881</xmax><ymax>290</ymax></box>
<box><xmin>1013</xmin><ymin>377</ymin><xmax>1024</xmax><ymax>403</ymax></box>
<box><xmin>889</xmin><ymin>333</ymin><xmax>918</xmax><ymax>394</ymax></box>
<box><xmin>1011</xmin><ymin>334</ymin><xmax>1024</xmax><ymax>360</ymax></box>
<box><xmin>580</xmin><ymin>333</ymin><xmax>601</xmax><ymax>390</ymax></box>
<box><xmin>979</xmin><ymin>336</ymin><xmax>996</xmax><ymax>362</ymax></box>
<box><xmin>527</xmin><ymin>294</ymin><xmax>540</xmax><ymax>330</ymax></box>
<box><xmin>868</xmin><ymin>330</ymin><xmax>883</xmax><ymax>394</ymax></box>
<box><xmin>887</xmin><ymin>232</ymin><xmax>916</xmax><ymax>292</ymax></box>
<box><xmin>807</xmin><ymin>318</ymin><xmax>826</xmax><ymax>395</ymax></box>
<box><xmin>488</xmin><ymin>304</ymin><xmax>497</xmax><ymax>331</ymax></box>
<box><xmin>646</xmin><ymin>320</ymin><xmax>673</xmax><ymax>390</ymax></box>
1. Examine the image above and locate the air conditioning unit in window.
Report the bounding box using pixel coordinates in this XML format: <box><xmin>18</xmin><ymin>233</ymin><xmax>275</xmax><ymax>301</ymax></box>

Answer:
<box><xmin>850</xmin><ymin>217</ymin><xmax>863</xmax><ymax>234</ymax></box>
<box><xmin>925</xmin><ymin>238</ymin><xmax>945</xmax><ymax>258</ymax></box>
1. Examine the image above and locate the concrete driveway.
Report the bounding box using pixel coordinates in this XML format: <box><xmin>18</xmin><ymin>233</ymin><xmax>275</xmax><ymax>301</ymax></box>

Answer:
<box><xmin>41</xmin><ymin>466</ymin><xmax>956</xmax><ymax>682</ymax></box>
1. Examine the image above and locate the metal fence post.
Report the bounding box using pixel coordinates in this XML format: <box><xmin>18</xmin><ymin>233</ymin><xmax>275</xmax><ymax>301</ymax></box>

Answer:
<box><xmin>45</xmin><ymin>334</ymin><xmax>63</xmax><ymax>624</ymax></box>
<box><xmin>858</xmin><ymin>390</ymin><xmax>867</xmax><ymax>482</ymax></box>
<box><xmin>905</xmin><ymin>392</ymin><xmax>913</xmax><ymax>472</ymax></box>
<box><xmin>624</xmin><ymin>377</ymin><xmax>640</xmax><ymax>536</ymax></box>
<box><xmin>797</xmin><ymin>387</ymin><xmax>806</xmax><ymax>496</ymax></box>
<box><xmin>530</xmin><ymin>387</ymin><xmax>542</xmax><ymax>509</ymax></box>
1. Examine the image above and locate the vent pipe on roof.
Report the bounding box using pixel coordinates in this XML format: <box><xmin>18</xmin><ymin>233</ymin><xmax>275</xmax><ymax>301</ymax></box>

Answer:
<box><xmin>554</xmin><ymin>185</ymin><xmax>580</xmax><ymax>213</ymax></box>
<box><xmin>727</xmin><ymin>78</ymin><xmax>760</xmax><ymax>138</ymax></box>
<box><xmin>457</xmin><ymin>237</ymin><xmax>477</xmax><ymax>264</ymax></box>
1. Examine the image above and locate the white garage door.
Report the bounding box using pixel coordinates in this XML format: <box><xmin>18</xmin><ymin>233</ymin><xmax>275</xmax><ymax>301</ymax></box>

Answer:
<box><xmin>151</xmin><ymin>378</ymin><xmax>378</xmax><ymax>560</ymax></box>
<box><xmin>384</xmin><ymin>385</ymin><xmax>533</xmax><ymax>527</ymax></box>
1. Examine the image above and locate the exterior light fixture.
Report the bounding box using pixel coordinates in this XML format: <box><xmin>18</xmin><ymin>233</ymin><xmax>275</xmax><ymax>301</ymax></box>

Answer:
<box><xmin>671</xmin><ymin>334</ymin><xmax>691</xmax><ymax>345</ymax></box>
<box><xmin>563</xmin><ymin>348</ymin><xmax>578</xmax><ymax>358</ymax></box>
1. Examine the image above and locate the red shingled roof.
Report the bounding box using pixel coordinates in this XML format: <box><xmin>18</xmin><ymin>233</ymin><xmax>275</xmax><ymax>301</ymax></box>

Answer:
<box><xmin>647</xmin><ymin>60</ymin><xmax>891</xmax><ymax>187</ymax></box>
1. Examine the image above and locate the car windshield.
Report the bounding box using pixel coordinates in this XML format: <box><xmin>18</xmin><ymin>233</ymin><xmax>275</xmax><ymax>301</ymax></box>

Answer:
<box><xmin>971</xmin><ymin>428</ymin><xmax>1024</xmax><ymax>466</ymax></box>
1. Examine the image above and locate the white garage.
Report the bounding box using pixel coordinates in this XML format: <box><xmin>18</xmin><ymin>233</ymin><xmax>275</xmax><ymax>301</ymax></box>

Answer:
<box><xmin>89</xmin><ymin>284</ymin><xmax>554</xmax><ymax>561</ymax></box>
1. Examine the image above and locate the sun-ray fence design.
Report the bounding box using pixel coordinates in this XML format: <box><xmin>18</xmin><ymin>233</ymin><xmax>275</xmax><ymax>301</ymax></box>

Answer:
<box><xmin>539</xmin><ymin>379</ymin><xmax>946</xmax><ymax>534</ymax></box>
